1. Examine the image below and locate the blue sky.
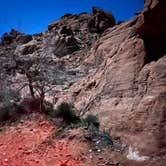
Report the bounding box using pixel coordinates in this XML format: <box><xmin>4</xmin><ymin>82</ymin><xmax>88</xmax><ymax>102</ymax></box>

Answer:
<box><xmin>0</xmin><ymin>0</ymin><xmax>143</xmax><ymax>35</ymax></box>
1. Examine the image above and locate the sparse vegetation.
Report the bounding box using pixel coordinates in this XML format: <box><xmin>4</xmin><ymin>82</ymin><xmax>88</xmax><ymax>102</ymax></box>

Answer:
<box><xmin>95</xmin><ymin>129</ymin><xmax>113</xmax><ymax>148</ymax></box>
<box><xmin>49</xmin><ymin>109</ymin><xmax>114</xmax><ymax>151</ymax></box>
<box><xmin>0</xmin><ymin>102</ymin><xmax>22</xmax><ymax>123</ymax></box>
<box><xmin>85</xmin><ymin>123</ymin><xmax>113</xmax><ymax>151</ymax></box>
<box><xmin>56</xmin><ymin>102</ymin><xmax>80</xmax><ymax>124</ymax></box>
<box><xmin>0</xmin><ymin>89</ymin><xmax>113</xmax><ymax>151</ymax></box>
<box><xmin>0</xmin><ymin>89</ymin><xmax>21</xmax><ymax>123</ymax></box>
<box><xmin>80</xmin><ymin>114</ymin><xmax>113</xmax><ymax>151</ymax></box>
<box><xmin>83</xmin><ymin>114</ymin><xmax>100</xmax><ymax>129</ymax></box>
<box><xmin>43</xmin><ymin>101</ymin><xmax>55</xmax><ymax>116</ymax></box>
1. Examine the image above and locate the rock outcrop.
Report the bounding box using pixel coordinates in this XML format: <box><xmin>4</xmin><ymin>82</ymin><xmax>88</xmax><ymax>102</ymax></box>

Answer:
<box><xmin>88</xmin><ymin>7</ymin><xmax>116</xmax><ymax>33</ymax></box>
<box><xmin>48</xmin><ymin>7</ymin><xmax>115</xmax><ymax>33</ymax></box>
<box><xmin>1</xmin><ymin>29</ymin><xmax>32</xmax><ymax>45</ymax></box>
<box><xmin>0</xmin><ymin>1</ymin><xmax>165</xmax><ymax>165</ymax></box>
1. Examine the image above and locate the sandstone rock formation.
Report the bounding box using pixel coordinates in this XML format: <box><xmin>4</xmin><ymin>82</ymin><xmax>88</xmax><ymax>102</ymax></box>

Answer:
<box><xmin>1</xmin><ymin>29</ymin><xmax>32</xmax><ymax>45</ymax></box>
<box><xmin>0</xmin><ymin>1</ymin><xmax>165</xmax><ymax>165</ymax></box>
<box><xmin>48</xmin><ymin>7</ymin><xmax>115</xmax><ymax>33</ymax></box>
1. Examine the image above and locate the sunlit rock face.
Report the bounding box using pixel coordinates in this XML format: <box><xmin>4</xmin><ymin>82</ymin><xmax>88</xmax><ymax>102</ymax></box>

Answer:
<box><xmin>0</xmin><ymin>2</ymin><xmax>166</xmax><ymax>165</ymax></box>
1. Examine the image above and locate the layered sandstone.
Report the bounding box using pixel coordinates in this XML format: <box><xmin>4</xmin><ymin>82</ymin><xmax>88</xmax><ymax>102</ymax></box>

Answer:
<box><xmin>0</xmin><ymin>0</ymin><xmax>165</xmax><ymax>165</ymax></box>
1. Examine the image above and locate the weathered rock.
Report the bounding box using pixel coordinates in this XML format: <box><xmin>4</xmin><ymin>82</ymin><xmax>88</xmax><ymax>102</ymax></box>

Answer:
<box><xmin>51</xmin><ymin>0</ymin><xmax>166</xmax><ymax>162</ymax></box>
<box><xmin>1</xmin><ymin>32</ymin><xmax>13</xmax><ymax>44</ymax></box>
<box><xmin>15</xmin><ymin>40</ymin><xmax>38</xmax><ymax>55</ymax></box>
<box><xmin>0</xmin><ymin>29</ymin><xmax>32</xmax><ymax>45</ymax></box>
<box><xmin>88</xmin><ymin>7</ymin><xmax>116</xmax><ymax>33</ymax></box>
<box><xmin>16</xmin><ymin>34</ymin><xmax>32</xmax><ymax>44</ymax></box>
<box><xmin>144</xmin><ymin>0</ymin><xmax>159</xmax><ymax>11</ymax></box>
<box><xmin>48</xmin><ymin>7</ymin><xmax>115</xmax><ymax>34</ymax></box>
<box><xmin>59</xmin><ymin>25</ymin><xmax>73</xmax><ymax>36</ymax></box>
<box><xmin>0</xmin><ymin>1</ymin><xmax>165</xmax><ymax>165</ymax></box>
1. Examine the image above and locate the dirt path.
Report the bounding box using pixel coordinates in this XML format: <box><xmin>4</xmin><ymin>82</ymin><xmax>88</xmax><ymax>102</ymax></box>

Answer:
<box><xmin>0</xmin><ymin>114</ymin><xmax>84</xmax><ymax>166</ymax></box>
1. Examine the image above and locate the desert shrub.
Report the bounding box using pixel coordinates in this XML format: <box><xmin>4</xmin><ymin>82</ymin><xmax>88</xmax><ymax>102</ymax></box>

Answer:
<box><xmin>84</xmin><ymin>122</ymin><xmax>100</xmax><ymax>140</ymax></box>
<box><xmin>43</xmin><ymin>101</ymin><xmax>55</xmax><ymax>116</ymax></box>
<box><xmin>0</xmin><ymin>89</ymin><xmax>21</xmax><ymax>123</ymax></box>
<box><xmin>84</xmin><ymin>114</ymin><xmax>100</xmax><ymax>129</ymax></box>
<box><xmin>56</xmin><ymin>102</ymin><xmax>80</xmax><ymax>124</ymax></box>
<box><xmin>0</xmin><ymin>103</ymin><xmax>19</xmax><ymax>122</ymax></box>
<box><xmin>0</xmin><ymin>89</ymin><xmax>20</xmax><ymax>103</ymax></box>
<box><xmin>0</xmin><ymin>107</ymin><xmax>9</xmax><ymax>122</ymax></box>
<box><xmin>17</xmin><ymin>98</ymin><xmax>43</xmax><ymax>113</ymax></box>
<box><xmin>82</xmin><ymin>115</ymin><xmax>113</xmax><ymax>151</ymax></box>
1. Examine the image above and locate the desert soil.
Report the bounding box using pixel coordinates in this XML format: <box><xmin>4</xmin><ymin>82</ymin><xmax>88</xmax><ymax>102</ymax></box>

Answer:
<box><xmin>0</xmin><ymin>114</ymin><xmax>88</xmax><ymax>166</ymax></box>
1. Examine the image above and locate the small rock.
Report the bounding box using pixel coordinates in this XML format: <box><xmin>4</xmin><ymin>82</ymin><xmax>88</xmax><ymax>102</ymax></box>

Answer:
<box><xmin>18</xmin><ymin>146</ymin><xmax>23</xmax><ymax>150</ymax></box>
<box><xmin>4</xmin><ymin>158</ymin><xmax>8</xmax><ymax>162</ymax></box>
<box><xmin>68</xmin><ymin>135</ymin><xmax>75</xmax><ymax>140</ymax></box>
<box><xmin>24</xmin><ymin>151</ymin><xmax>31</xmax><ymax>155</ymax></box>
<box><xmin>20</xmin><ymin>120</ymin><xmax>24</xmax><ymax>123</ymax></box>
<box><xmin>97</xmin><ymin>149</ymin><xmax>101</xmax><ymax>152</ymax></box>
<box><xmin>89</xmin><ymin>149</ymin><xmax>92</xmax><ymax>153</ymax></box>
<box><xmin>90</xmin><ymin>155</ymin><xmax>93</xmax><ymax>159</ymax></box>
<box><xmin>39</xmin><ymin>121</ymin><xmax>46</xmax><ymax>126</ymax></box>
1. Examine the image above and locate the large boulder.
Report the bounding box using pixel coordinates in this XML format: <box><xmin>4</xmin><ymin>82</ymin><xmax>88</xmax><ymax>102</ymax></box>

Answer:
<box><xmin>16</xmin><ymin>34</ymin><xmax>32</xmax><ymax>44</ymax></box>
<box><xmin>15</xmin><ymin>40</ymin><xmax>38</xmax><ymax>55</ymax></box>
<box><xmin>88</xmin><ymin>7</ymin><xmax>116</xmax><ymax>33</ymax></box>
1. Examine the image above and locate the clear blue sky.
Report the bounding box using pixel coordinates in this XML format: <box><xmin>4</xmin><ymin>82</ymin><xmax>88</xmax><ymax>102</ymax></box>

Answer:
<box><xmin>0</xmin><ymin>0</ymin><xmax>143</xmax><ymax>36</ymax></box>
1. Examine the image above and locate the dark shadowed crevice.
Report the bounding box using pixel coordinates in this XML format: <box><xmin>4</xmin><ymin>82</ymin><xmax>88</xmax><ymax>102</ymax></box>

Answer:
<box><xmin>143</xmin><ymin>37</ymin><xmax>166</xmax><ymax>63</ymax></box>
<box><xmin>137</xmin><ymin>0</ymin><xmax>166</xmax><ymax>64</ymax></box>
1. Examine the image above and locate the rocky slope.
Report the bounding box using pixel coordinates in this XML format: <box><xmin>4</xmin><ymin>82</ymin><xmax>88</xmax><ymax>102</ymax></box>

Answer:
<box><xmin>0</xmin><ymin>0</ymin><xmax>166</xmax><ymax>165</ymax></box>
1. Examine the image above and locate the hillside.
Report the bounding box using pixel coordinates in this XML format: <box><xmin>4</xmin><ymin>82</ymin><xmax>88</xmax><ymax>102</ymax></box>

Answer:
<box><xmin>0</xmin><ymin>0</ymin><xmax>166</xmax><ymax>165</ymax></box>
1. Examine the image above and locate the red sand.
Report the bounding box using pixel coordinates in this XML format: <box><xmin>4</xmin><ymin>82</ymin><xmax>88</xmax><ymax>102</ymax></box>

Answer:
<box><xmin>0</xmin><ymin>114</ymin><xmax>83</xmax><ymax>166</ymax></box>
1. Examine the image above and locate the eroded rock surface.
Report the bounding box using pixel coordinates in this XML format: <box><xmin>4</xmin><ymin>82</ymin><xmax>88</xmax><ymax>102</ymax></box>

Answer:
<box><xmin>0</xmin><ymin>1</ymin><xmax>165</xmax><ymax>165</ymax></box>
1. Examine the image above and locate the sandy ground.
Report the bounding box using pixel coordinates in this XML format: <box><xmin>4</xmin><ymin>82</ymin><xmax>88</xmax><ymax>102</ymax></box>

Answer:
<box><xmin>0</xmin><ymin>114</ymin><xmax>87</xmax><ymax>166</ymax></box>
<box><xmin>0</xmin><ymin>113</ymin><xmax>164</xmax><ymax>166</ymax></box>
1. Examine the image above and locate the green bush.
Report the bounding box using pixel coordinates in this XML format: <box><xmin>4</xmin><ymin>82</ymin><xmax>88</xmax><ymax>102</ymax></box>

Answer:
<box><xmin>56</xmin><ymin>102</ymin><xmax>80</xmax><ymax>124</ymax></box>
<box><xmin>84</xmin><ymin>114</ymin><xmax>100</xmax><ymax>129</ymax></box>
